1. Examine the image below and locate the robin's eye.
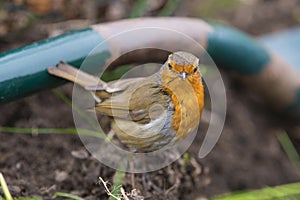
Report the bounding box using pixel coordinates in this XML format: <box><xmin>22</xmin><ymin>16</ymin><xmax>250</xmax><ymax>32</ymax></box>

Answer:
<box><xmin>193</xmin><ymin>67</ymin><xmax>198</xmax><ymax>73</ymax></box>
<box><xmin>168</xmin><ymin>63</ymin><xmax>172</xmax><ymax>70</ymax></box>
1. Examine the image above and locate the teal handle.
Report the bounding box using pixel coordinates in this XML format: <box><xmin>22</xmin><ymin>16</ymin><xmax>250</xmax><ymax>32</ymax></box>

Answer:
<box><xmin>0</xmin><ymin>28</ymin><xmax>107</xmax><ymax>103</ymax></box>
<box><xmin>206</xmin><ymin>22</ymin><xmax>270</xmax><ymax>74</ymax></box>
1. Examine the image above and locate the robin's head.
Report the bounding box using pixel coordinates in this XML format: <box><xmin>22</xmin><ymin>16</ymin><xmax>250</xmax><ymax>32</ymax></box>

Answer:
<box><xmin>163</xmin><ymin>51</ymin><xmax>200</xmax><ymax>80</ymax></box>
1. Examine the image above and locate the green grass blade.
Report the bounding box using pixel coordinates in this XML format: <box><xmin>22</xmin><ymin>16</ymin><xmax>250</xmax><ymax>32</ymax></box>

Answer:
<box><xmin>109</xmin><ymin>170</ymin><xmax>126</xmax><ymax>200</ymax></box>
<box><xmin>212</xmin><ymin>182</ymin><xmax>300</xmax><ymax>200</ymax></box>
<box><xmin>195</xmin><ymin>0</ymin><xmax>240</xmax><ymax>17</ymax></box>
<box><xmin>0</xmin><ymin>127</ymin><xmax>106</xmax><ymax>139</ymax></box>
<box><xmin>129</xmin><ymin>0</ymin><xmax>148</xmax><ymax>18</ymax></box>
<box><xmin>277</xmin><ymin>130</ymin><xmax>300</xmax><ymax>174</ymax></box>
<box><xmin>52</xmin><ymin>192</ymin><xmax>84</xmax><ymax>200</ymax></box>
<box><xmin>158</xmin><ymin>0</ymin><xmax>181</xmax><ymax>16</ymax></box>
<box><xmin>0</xmin><ymin>173</ymin><xmax>13</xmax><ymax>200</ymax></box>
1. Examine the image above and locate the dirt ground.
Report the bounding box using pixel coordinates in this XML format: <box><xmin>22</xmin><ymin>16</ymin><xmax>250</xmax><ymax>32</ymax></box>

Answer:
<box><xmin>1</xmin><ymin>0</ymin><xmax>300</xmax><ymax>199</ymax></box>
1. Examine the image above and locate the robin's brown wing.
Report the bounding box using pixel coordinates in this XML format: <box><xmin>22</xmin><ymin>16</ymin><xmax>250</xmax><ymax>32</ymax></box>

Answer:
<box><xmin>85</xmin><ymin>77</ymin><xmax>145</xmax><ymax>92</ymax></box>
<box><xmin>95</xmin><ymin>74</ymin><xmax>170</xmax><ymax>123</ymax></box>
<box><xmin>86</xmin><ymin>77</ymin><xmax>145</xmax><ymax>100</ymax></box>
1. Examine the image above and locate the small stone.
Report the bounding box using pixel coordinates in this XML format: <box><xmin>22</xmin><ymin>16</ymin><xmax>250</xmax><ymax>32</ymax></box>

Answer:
<box><xmin>15</xmin><ymin>162</ymin><xmax>22</xmax><ymax>169</ymax></box>
<box><xmin>55</xmin><ymin>170</ymin><xmax>68</xmax><ymax>182</ymax></box>
<box><xmin>71</xmin><ymin>149</ymin><xmax>89</xmax><ymax>159</ymax></box>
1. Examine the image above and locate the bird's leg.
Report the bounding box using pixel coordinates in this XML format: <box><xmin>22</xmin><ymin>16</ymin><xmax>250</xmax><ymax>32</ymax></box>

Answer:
<box><xmin>128</xmin><ymin>153</ymin><xmax>136</xmax><ymax>189</ymax></box>
<box><xmin>141</xmin><ymin>154</ymin><xmax>149</xmax><ymax>190</ymax></box>
<box><xmin>140</xmin><ymin>155</ymin><xmax>163</xmax><ymax>193</ymax></box>
<box><xmin>142</xmin><ymin>173</ymin><xmax>148</xmax><ymax>190</ymax></box>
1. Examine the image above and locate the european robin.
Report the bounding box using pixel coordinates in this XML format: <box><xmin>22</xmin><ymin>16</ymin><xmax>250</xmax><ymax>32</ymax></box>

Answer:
<box><xmin>48</xmin><ymin>51</ymin><xmax>204</xmax><ymax>152</ymax></box>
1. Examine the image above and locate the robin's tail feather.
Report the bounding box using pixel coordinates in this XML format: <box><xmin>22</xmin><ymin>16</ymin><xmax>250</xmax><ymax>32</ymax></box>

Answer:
<box><xmin>48</xmin><ymin>61</ymin><xmax>106</xmax><ymax>88</ymax></box>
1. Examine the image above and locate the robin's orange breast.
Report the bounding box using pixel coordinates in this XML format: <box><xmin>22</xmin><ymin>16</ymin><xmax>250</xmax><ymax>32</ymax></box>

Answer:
<box><xmin>160</xmin><ymin>66</ymin><xmax>204</xmax><ymax>141</ymax></box>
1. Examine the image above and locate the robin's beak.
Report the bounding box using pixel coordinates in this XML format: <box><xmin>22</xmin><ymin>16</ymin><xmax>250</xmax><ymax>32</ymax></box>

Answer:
<box><xmin>180</xmin><ymin>72</ymin><xmax>187</xmax><ymax>80</ymax></box>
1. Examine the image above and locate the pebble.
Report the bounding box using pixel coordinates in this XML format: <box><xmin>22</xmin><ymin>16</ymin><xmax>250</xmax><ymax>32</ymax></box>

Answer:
<box><xmin>55</xmin><ymin>170</ymin><xmax>68</xmax><ymax>182</ymax></box>
<box><xmin>71</xmin><ymin>149</ymin><xmax>89</xmax><ymax>159</ymax></box>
